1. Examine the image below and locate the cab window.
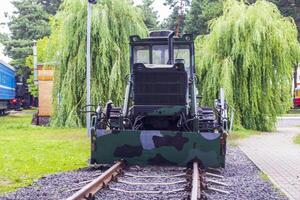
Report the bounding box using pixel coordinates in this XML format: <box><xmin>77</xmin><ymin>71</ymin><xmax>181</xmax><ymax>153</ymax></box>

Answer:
<box><xmin>174</xmin><ymin>45</ymin><xmax>190</xmax><ymax>68</ymax></box>
<box><xmin>133</xmin><ymin>44</ymin><xmax>191</xmax><ymax>70</ymax></box>
<box><xmin>153</xmin><ymin>45</ymin><xmax>169</xmax><ymax>64</ymax></box>
<box><xmin>134</xmin><ymin>46</ymin><xmax>150</xmax><ymax>64</ymax></box>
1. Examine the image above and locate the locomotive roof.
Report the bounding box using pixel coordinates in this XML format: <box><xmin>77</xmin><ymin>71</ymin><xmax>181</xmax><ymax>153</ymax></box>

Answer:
<box><xmin>0</xmin><ymin>59</ymin><xmax>15</xmax><ymax>71</ymax></box>
<box><xmin>130</xmin><ymin>30</ymin><xmax>194</xmax><ymax>45</ymax></box>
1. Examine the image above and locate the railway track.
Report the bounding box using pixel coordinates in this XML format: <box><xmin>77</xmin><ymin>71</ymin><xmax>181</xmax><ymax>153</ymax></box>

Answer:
<box><xmin>66</xmin><ymin>161</ymin><xmax>229</xmax><ymax>200</ymax></box>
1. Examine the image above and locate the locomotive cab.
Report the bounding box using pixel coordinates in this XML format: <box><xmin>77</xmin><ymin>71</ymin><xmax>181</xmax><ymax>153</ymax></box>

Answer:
<box><xmin>128</xmin><ymin>31</ymin><xmax>194</xmax><ymax>130</ymax></box>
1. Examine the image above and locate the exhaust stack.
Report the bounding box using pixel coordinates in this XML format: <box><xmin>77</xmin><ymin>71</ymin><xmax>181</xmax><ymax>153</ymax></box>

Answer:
<box><xmin>167</xmin><ymin>31</ymin><xmax>175</xmax><ymax>65</ymax></box>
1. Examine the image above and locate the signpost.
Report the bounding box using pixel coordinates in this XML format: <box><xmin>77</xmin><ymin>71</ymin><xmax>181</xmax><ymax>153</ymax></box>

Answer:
<box><xmin>33</xmin><ymin>40</ymin><xmax>38</xmax><ymax>85</ymax></box>
<box><xmin>86</xmin><ymin>0</ymin><xmax>96</xmax><ymax>136</ymax></box>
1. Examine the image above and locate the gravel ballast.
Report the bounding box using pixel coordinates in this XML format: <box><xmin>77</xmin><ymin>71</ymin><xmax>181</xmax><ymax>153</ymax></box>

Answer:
<box><xmin>95</xmin><ymin>166</ymin><xmax>189</xmax><ymax>200</ymax></box>
<box><xmin>1</xmin><ymin>146</ymin><xmax>287</xmax><ymax>200</ymax></box>
<box><xmin>0</xmin><ymin>168</ymin><xmax>103</xmax><ymax>200</ymax></box>
<box><xmin>204</xmin><ymin>147</ymin><xmax>287</xmax><ymax>200</ymax></box>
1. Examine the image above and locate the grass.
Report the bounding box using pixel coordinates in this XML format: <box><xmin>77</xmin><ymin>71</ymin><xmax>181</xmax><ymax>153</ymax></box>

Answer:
<box><xmin>288</xmin><ymin>109</ymin><xmax>300</xmax><ymax>114</ymax></box>
<box><xmin>282</xmin><ymin>109</ymin><xmax>300</xmax><ymax>117</ymax></box>
<box><xmin>259</xmin><ymin>171</ymin><xmax>270</xmax><ymax>182</ymax></box>
<box><xmin>293</xmin><ymin>134</ymin><xmax>300</xmax><ymax>145</ymax></box>
<box><xmin>228</xmin><ymin>129</ymin><xmax>261</xmax><ymax>145</ymax></box>
<box><xmin>0</xmin><ymin>112</ymin><xmax>89</xmax><ymax>194</ymax></box>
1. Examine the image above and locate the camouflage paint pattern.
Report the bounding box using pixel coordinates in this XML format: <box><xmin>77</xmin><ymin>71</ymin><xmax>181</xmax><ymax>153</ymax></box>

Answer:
<box><xmin>90</xmin><ymin>129</ymin><xmax>226</xmax><ymax>167</ymax></box>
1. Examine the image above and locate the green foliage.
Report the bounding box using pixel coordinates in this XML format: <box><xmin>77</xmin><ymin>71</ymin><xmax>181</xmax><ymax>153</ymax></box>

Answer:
<box><xmin>228</xmin><ymin>129</ymin><xmax>260</xmax><ymax>146</ymax></box>
<box><xmin>270</xmin><ymin>0</ymin><xmax>300</xmax><ymax>40</ymax></box>
<box><xmin>259</xmin><ymin>171</ymin><xmax>270</xmax><ymax>181</ymax></box>
<box><xmin>1</xmin><ymin>0</ymin><xmax>50</xmax><ymax>67</ymax></box>
<box><xmin>25</xmin><ymin>37</ymin><xmax>51</xmax><ymax>68</ymax></box>
<box><xmin>245</xmin><ymin>1</ymin><xmax>300</xmax><ymax>40</ymax></box>
<box><xmin>25</xmin><ymin>55</ymin><xmax>38</xmax><ymax>97</ymax></box>
<box><xmin>161</xmin><ymin>0</ymin><xmax>190</xmax><ymax>34</ymax></box>
<box><xmin>294</xmin><ymin>134</ymin><xmax>300</xmax><ymax>144</ymax></box>
<box><xmin>26</xmin><ymin>75</ymin><xmax>38</xmax><ymax>97</ymax></box>
<box><xmin>0</xmin><ymin>112</ymin><xmax>89</xmax><ymax>193</ymax></box>
<box><xmin>137</xmin><ymin>0</ymin><xmax>159</xmax><ymax>30</ymax></box>
<box><xmin>196</xmin><ymin>0</ymin><xmax>300</xmax><ymax>131</ymax></box>
<box><xmin>2</xmin><ymin>39</ymin><xmax>33</xmax><ymax>67</ymax></box>
<box><xmin>25</xmin><ymin>37</ymin><xmax>52</xmax><ymax>97</ymax></box>
<box><xmin>37</xmin><ymin>0</ymin><xmax>62</xmax><ymax>15</ymax></box>
<box><xmin>36</xmin><ymin>37</ymin><xmax>51</xmax><ymax>63</ymax></box>
<box><xmin>185</xmin><ymin>0</ymin><xmax>223</xmax><ymax>36</ymax></box>
<box><xmin>164</xmin><ymin>0</ymin><xmax>191</xmax><ymax>8</ymax></box>
<box><xmin>50</xmin><ymin>0</ymin><xmax>147</xmax><ymax>127</ymax></box>
<box><xmin>160</xmin><ymin>6</ymin><xmax>185</xmax><ymax>33</ymax></box>
<box><xmin>9</xmin><ymin>0</ymin><xmax>50</xmax><ymax>40</ymax></box>
<box><xmin>1</xmin><ymin>0</ymin><xmax>61</xmax><ymax>97</ymax></box>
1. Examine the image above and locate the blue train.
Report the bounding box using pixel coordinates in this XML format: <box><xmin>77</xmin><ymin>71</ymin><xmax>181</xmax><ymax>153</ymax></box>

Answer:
<box><xmin>0</xmin><ymin>60</ymin><xmax>16</xmax><ymax>115</ymax></box>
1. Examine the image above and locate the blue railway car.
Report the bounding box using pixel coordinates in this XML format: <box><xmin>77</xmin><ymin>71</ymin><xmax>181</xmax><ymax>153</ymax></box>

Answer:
<box><xmin>0</xmin><ymin>60</ymin><xmax>15</xmax><ymax>115</ymax></box>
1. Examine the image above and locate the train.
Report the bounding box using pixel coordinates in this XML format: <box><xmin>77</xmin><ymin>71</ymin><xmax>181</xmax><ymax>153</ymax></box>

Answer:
<box><xmin>0</xmin><ymin>60</ymin><xmax>16</xmax><ymax>115</ymax></box>
<box><xmin>90</xmin><ymin>31</ymin><xmax>228</xmax><ymax>168</ymax></box>
<box><xmin>0</xmin><ymin>61</ymin><xmax>35</xmax><ymax>115</ymax></box>
<box><xmin>9</xmin><ymin>67</ymin><xmax>36</xmax><ymax>110</ymax></box>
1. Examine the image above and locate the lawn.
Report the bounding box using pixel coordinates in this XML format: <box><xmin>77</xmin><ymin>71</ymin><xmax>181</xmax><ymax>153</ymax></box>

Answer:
<box><xmin>282</xmin><ymin>109</ymin><xmax>300</xmax><ymax>117</ymax></box>
<box><xmin>294</xmin><ymin>134</ymin><xmax>300</xmax><ymax>145</ymax></box>
<box><xmin>228</xmin><ymin>129</ymin><xmax>260</xmax><ymax>141</ymax></box>
<box><xmin>288</xmin><ymin>109</ymin><xmax>300</xmax><ymax>115</ymax></box>
<box><xmin>0</xmin><ymin>112</ymin><xmax>89</xmax><ymax>194</ymax></box>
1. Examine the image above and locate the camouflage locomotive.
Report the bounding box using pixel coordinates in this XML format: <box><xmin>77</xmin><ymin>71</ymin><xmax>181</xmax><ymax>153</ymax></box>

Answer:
<box><xmin>90</xmin><ymin>31</ymin><xmax>228</xmax><ymax>168</ymax></box>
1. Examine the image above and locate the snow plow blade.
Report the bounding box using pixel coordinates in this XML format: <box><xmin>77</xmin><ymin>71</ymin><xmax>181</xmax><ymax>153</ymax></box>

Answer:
<box><xmin>90</xmin><ymin>129</ymin><xmax>226</xmax><ymax>167</ymax></box>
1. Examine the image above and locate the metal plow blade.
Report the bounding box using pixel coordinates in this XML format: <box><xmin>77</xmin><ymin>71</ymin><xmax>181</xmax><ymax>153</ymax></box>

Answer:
<box><xmin>90</xmin><ymin>130</ymin><xmax>225</xmax><ymax>167</ymax></box>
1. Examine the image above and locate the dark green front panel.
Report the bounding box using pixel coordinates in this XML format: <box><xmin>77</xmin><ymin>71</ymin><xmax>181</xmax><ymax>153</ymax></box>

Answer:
<box><xmin>145</xmin><ymin>106</ymin><xmax>187</xmax><ymax>116</ymax></box>
<box><xmin>91</xmin><ymin>130</ymin><xmax>225</xmax><ymax>167</ymax></box>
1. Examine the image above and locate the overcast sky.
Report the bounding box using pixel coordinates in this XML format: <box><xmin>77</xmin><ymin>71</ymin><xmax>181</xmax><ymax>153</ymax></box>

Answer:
<box><xmin>133</xmin><ymin>0</ymin><xmax>171</xmax><ymax>21</ymax></box>
<box><xmin>0</xmin><ymin>0</ymin><xmax>171</xmax><ymax>62</ymax></box>
<box><xmin>0</xmin><ymin>0</ymin><xmax>15</xmax><ymax>62</ymax></box>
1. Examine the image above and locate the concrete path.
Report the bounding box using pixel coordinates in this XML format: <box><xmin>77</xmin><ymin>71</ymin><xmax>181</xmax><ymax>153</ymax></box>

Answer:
<box><xmin>239</xmin><ymin>117</ymin><xmax>300</xmax><ymax>200</ymax></box>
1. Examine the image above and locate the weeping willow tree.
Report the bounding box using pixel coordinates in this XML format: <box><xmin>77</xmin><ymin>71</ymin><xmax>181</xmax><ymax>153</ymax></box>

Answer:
<box><xmin>49</xmin><ymin>0</ymin><xmax>147</xmax><ymax>127</ymax></box>
<box><xmin>196</xmin><ymin>0</ymin><xmax>300</xmax><ymax>131</ymax></box>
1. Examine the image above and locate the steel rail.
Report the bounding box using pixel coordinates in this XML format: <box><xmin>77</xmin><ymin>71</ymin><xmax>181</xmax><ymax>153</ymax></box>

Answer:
<box><xmin>66</xmin><ymin>161</ymin><xmax>124</xmax><ymax>200</ymax></box>
<box><xmin>191</xmin><ymin>162</ymin><xmax>201</xmax><ymax>200</ymax></box>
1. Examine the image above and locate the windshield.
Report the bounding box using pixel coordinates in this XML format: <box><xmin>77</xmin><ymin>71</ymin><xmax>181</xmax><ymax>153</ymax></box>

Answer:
<box><xmin>134</xmin><ymin>46</ymin><xmax>150</xmax><ymax>64</ymax></box>
<box><xmin>133</xmin><ymin>45</ymin><xmax>191</xmax><ymax>69</ymax></box>
<box><xmin>153</xmin><ymin>45</ymin><xmax>168</xmax><ymax>64</ymax></box>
